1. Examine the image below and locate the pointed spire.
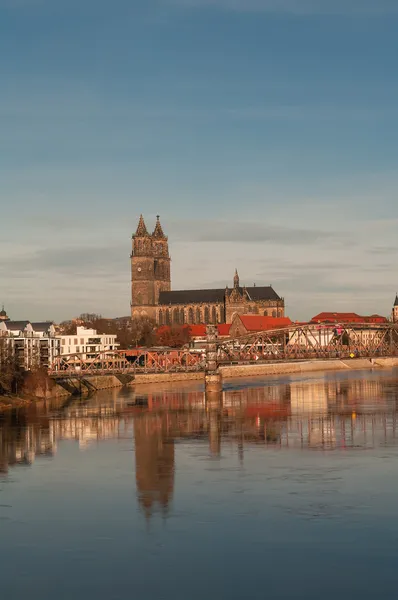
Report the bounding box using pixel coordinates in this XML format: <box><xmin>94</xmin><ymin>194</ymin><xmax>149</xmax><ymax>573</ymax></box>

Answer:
<box><xmin>134</xmin><ymin>214</ymin><xmax>149</xmax><ymax>237</ymax></box>
<box><xmin>152</xmin><ymin>215</ymin><xmax>166</xmax><ymax>239</ymax></box>
<box><xmin>233</xmin><ymin>268</ymin><xmax>240</xmax><ymax>289</ymax></box>
<box><xmin>394</xmin><ymin>293</ymin><xmax>398</xmax><ymax>307</ymax></box>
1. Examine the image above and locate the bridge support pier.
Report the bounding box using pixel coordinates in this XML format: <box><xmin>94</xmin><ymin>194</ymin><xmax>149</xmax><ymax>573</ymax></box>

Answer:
<box><xmin>205</xmin><ymin>324</ymin><xmax>223</xmax><ymax>394</ymax></box>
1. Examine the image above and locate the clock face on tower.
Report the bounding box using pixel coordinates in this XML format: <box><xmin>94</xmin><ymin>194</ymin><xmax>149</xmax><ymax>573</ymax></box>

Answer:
<box><xmin>137</xmin><ymin>267</ymin><xmax>142</xmax><ymax>272</ymax></box>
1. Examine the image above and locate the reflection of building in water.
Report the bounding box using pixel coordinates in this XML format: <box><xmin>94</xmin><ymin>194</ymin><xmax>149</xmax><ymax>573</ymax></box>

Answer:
<box><xmin>290</xmin><ymin>381</ymin><xmax>329</xmax><ymax>415</ymax></box>
<box><xmin>1</xmin><ymin>375</ymin><xmax>398</xmax><ymax>477</ymax></box>
<box><xmin>284</xmin><ymin>413</ymin><xmax>397</xmax><ymax>450</ymax></box>
<box><xmin>223</xmin><ymin>383</ymin><xmax>290</xmax><ymax>409</ymax></box>
<box><xmin>0</xmin><ymin>415</ymin><xmax>55</xmax><ymax>474</ymax></box>
<box><xmin>134</xmin><ymin>416</ymin><xmax>175</xmax><ymax>518</ymax></box>
<box><xmin>290</xmin><ymin>377</ymin><xmax>385</xmax><ymax>416</ymax></box>
<box><xmin>50</xmin><ymin>414</ymin><xmax>122</xmax><ymax>449</ymax></box>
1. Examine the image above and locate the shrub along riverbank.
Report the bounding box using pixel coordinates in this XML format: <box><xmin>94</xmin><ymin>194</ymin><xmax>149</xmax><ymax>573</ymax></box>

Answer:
<box><xmin>0</xmin><ymin>360</ymin><xmax>57</xmax><ymax>410</ymax></box>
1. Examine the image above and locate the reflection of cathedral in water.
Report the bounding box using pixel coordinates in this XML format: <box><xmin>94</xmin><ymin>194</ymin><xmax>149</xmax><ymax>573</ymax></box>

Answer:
<box><xmin>133</xmin><ymin>416</ymin><xmax>175</xmax><ymax>518</ymax></box>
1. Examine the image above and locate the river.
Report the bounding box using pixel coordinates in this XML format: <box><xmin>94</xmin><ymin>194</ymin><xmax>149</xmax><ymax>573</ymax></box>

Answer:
<box><xmin>1</xmin><ymin>368</ymin><xmax>398</xmax><ymax>599</ymax></box>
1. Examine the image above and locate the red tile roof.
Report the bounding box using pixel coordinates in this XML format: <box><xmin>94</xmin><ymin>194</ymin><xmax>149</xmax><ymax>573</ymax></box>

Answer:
<box><xmin>188</xmin><ymin>324</ymin><xmax>231</xmax><ymax>337</ymax></box>
<box><xmin>187</xmin><ymin>325</ymin><xmax>206</xmax><ymax>337</ymax></box>
<box><xmin>237</xmin><ymin>316</ymin><xmax>292</xmax><ymax>331</ymax></box>
<box><xmin>217</xmin><ymin>324</ymin><xmax>231</xmax><ymax>336</ymax></box>
<box><xmin>311</xmin><ymin>312</ymin><xmax>387</xmax><ymax>324</ymax></box>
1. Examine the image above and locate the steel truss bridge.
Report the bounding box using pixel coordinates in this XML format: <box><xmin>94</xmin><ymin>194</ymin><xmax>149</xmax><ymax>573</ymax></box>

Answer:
<box><xmin>48</xmin><ymin>323</ymin><xmax>398</xmax><ymax>379</ymax></box>
<box><xmin>48</xmin><ymin>348</ymin><xmax>205</xmax><ymax>379</ymax></box>
<box><xmin>217</xmin><ymin>322</ymin><xmax>398</xmax><ymax>363</ymax></box>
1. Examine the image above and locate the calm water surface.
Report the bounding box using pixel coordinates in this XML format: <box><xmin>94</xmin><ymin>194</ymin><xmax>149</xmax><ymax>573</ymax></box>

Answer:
<box><xmin>2</xmin><ymin>368</ymin><xmax>398</xmax><ymax>599</ymax></box>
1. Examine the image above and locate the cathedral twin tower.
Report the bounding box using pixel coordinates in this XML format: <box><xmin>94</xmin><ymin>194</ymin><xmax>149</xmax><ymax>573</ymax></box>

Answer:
<box><xmin>131</xmin><ymin>215</ymin><xmax>171</xmax><ymax>320</ymax></box>
<box><xmin>131</xmin><ymin>215</ymin><xmax>285</xmax><ymax>325</ymax></box>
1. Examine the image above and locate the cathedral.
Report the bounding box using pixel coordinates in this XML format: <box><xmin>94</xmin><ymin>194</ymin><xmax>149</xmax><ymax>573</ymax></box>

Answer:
<box><xmin>131</xmin><ymin>215</ymin><xmax>285</xmax><ymax>325</ymax></box>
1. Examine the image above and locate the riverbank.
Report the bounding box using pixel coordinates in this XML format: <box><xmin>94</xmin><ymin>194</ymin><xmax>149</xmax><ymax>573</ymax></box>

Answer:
<box><xmin>129</xmin><ymin>356</ymin><xmax>398</xmax><ymax>385</ymax></box>
<box><xmin>0</xmin><ymin>394</ymin><xmax>36</xmax><ymax>412</ymax></box>
<box><xmin>2</xmin><ymin>357</ymin><xmax>397</xmax><ymax>410</ymax></box>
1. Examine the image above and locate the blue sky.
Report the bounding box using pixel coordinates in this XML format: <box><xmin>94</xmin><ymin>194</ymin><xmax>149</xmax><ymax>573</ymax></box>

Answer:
<box><xmin>1</xmin><ymin>0</ymin><xmax>397</xmax><ymax>321</ymax></box>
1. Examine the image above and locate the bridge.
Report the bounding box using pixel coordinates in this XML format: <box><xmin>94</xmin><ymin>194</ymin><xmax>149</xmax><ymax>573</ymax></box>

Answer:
<box><xmin>48</xmin><ymin>348</ymin><xmax>205</xmax><ymax>378</ymax></box>
<box><xmin>217</xmin><ymin>321</ymin><xmax>398</xmax><ymax>363</ymax></box>
<box><xmin>48</xmin><ymin>322</ymin><xmax>398</xmax><ymax>392</ymax></box>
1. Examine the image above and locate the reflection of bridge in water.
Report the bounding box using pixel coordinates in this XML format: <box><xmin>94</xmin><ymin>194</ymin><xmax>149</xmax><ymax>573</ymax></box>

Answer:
<box><xmin>1</xmin><ymin>373</ymin><xmax>398</xmax><ymax>516</ymax></box>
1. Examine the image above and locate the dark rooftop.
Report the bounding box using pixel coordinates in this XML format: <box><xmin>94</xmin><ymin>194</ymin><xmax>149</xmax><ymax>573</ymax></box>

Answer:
<box><xmin>31</xmin><ymin>322</ymin><xmax>54</xmax><ymax>332</ymax></box>
<box><xmin>3</xmin><ymin>320</ymin><xmax>30</xmax><ymax>330</ymax></box>
<box><xmin>159</xmin><ymin>289</ymin><xmax>225</xmax><ymax>305</ymax></box>
<box><xmin>158</xmin><ymin>286</ymin><xmax>281</xmax><ymax>306</ymax></box>
<box><xmin>241</xmin><ymin>286</ymin><xmax>281</xmax><ymax>302</ymax></box>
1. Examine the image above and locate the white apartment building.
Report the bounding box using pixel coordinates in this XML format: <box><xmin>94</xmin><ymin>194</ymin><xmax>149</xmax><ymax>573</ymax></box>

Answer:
<box><xmin>0</xmin><ymin>321</ymin><xmax>60</xmax><ymax>370</ymax></box>
<box><xmin>59</xmin><ymin>326</ymin><xmax>119</xmax><ymax>360</ymax></box>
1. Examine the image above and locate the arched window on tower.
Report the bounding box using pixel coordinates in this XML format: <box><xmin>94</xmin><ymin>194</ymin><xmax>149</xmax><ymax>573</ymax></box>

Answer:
<box><xmin>180</xmin><ymin>308</ymin><xmax>185</xmax><ymax>324</ymax></box>
<box><xmin>173</xmin><ymin>308</ymin><xmax>180</xmax><ymax>325</ymax></box>
<box><xmin>263</xmin><ymin>310</ymin><xmax>268</xmax><ymax>317</ymax></box>
<box><xmin>272</xmin><ymin>310</ymin><xmax>277</xmax><ymax>318</ymax></box>
<box><xmin>211</xmin><ymin>306</ymin><xmax>217</xmax><ymax>324</ymax></box>
<box><xmin>188</xmin><ymin>308</ymin><xmax>194</xmax><ymax>324</ymax></box>
<box><xmin>204</xmin><ymin>306</ymin><xmax>210</xmax><ymax>324</ymax></box>
<box><xmin>196</xmin><ymin>307</ymin><xmax>201</xmax><ymax>324</ymax></box>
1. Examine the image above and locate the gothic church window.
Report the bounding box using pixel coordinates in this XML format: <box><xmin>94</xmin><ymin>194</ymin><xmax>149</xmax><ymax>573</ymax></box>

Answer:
<box><xmin>196</xmin><ymin>308</ymin><xmax>201</xmax><ymax>323</ymax></box>
<box><xmin>159</xmin><ymin>311</ymin><xmax>164</xmax><ymax>326</ymax></box>
<box><xmin>166</xmin><ymin>310</ymin><xmax>171</xmax><ymax>326</ymax></box>
<box><xmin>204</xmin><ymin>306</ymin><xmax>210</xmax><ymax>323</ymax></box>
<box><xmin>180</xmin><ymin>308</ymin><xmax>185</xmax><ymax>324</ymax></box>
<box><xmin>173</xmin><ymin>308</ymin><xmax>180</xmax><ymax>325</ymax></box>
<box><xmin>211</xmin><ymin>306</ymin><xmax>217</xmax><ymax>324</ymax></box>
<box><xmin>188</xmin><ymin>308</ymin><xmax>194</xmax><ymax>325</ymax></box>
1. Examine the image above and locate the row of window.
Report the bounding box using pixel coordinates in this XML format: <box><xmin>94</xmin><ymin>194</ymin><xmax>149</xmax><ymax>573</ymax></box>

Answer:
<box><xmin>158</xmin><ymin>306</ymin><xmax>222</xmax><ymax>326</ymax></box>
<box><xmin>61</xmin><ymin>337</ymin><xmax>115</xmax><ymax>346</ymax></box>
<box><xmin>62</xmin><ymin>345</ymin><xmax>115</xmax><ymax>354</ymax></box>
<box><xmin>158</xmin><ymin>307</ymin><xmax>283</xmax><ymax>325</ymax></box>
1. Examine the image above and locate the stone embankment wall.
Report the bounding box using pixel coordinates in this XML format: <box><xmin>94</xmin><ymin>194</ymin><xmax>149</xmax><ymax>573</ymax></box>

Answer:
<box><xmin>55</xmin><ymin>375</ymin><xmax>127</xmax><ymax>395</ymax></box>
<box><xmin>220</xmin><ymin>357</ymin><xmax>398</xmax><ymax>379</ymax></box>
<box><xmin>134</xmin><ymin>372</ymin><xmax>203</xmax><ymax>384</ymax></box>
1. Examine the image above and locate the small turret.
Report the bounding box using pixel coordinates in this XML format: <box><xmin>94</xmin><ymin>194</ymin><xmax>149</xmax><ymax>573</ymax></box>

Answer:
<box><xmin>152</xmin><ymin>215</ymin><xmax>167</xmax><ymax>240</ymax></box>
<box><xmin>134</xmin><ymin>214</ymin><xmax>149</xmax><ymax>237</ymax></box>
<box><xmin>233</xmin><ymin>269</ymin><xmax>240</xmax><ymax>289</ymax></box>
<box><xmin>393</xmin><ymin>293</ymin><xmax>398</xmax><ymax>323</ymax></box>
<box><xmin>0</xmin><ymin>304</ymin><xmax>9</xmax><ymax>321</ymax></box>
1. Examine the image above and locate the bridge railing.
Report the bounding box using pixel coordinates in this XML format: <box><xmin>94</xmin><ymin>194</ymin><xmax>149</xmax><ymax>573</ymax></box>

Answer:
<box><xmin>48</xmin><ymin>348</ymin><xmax>205</xmax><ymax>377</ymax></box>
<box><xmin>216</xmin><ymin>322</ymin><xmax>398</xmax><ymax>364</ymax></box>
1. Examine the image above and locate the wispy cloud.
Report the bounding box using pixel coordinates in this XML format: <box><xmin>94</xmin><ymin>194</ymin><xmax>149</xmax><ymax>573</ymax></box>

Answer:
<box><xmin>171</xmin><ymin>0</ymin><xmax>398</xmax><ymax>16</ymax></box>
<box><xmin>169</xmin><ymin>219</ymin><xmax>351</xmax><ymax>246</ymax></box>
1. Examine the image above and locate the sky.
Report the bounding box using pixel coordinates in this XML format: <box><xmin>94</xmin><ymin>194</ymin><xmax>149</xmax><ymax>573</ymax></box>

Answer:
<box><xmin>1</xmin><ymin>0</ymin><xmax>398</xmax><ymax>322</ymax></box>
